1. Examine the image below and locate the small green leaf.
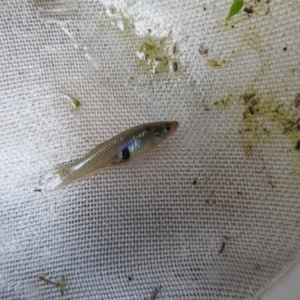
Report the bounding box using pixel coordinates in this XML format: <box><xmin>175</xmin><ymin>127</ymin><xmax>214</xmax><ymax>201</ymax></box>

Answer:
<box><xmin>59</xmin><ymin>276</ymin><xmax>66</xmax><ymax>296</ymax></box>
<box><xmin>139</xmin><ymin>42</ymin><xmax>155</xmax><ymax>54</ymax></box>
<box><xmin>64</xmin><ymin>94</ymin><xmax>80</xmax><ymax>108</ymax></box>
<box><xmin>226</xmin><ymin>0</ymin><xmax>244</xmax><ymax>21</ymax></box>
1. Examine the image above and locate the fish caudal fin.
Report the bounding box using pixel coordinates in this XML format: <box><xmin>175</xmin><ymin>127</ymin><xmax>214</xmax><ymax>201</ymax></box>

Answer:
<box><xmin>40</xmin><ymin>165</ymin><xmax>70</xmax><ymax>191</ymax></box>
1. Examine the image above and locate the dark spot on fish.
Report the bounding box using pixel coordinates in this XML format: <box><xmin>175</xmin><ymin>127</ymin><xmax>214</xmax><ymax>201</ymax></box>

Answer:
<box><xmin>283</xmin><ymin>47</ymin><xmax>287</xmax><ymax>51</ymax></box>
<box><xmin>121</xmin><ymin>147</ymin><xmax>130</xmax><ymax>160</ymax></box>
<box><xmin>127</xmin><ymin>276</ymin><xmax>133</xmax><ymax>282</ymax></box>
<box><xmin>34</xmin><ymin>189</ymin><xmax>42</xmax><ymax>192</ymax></box>
<box><xmin>296</xmin><ymin>140</ymin><xmax>300</xmax><ymax>150</ymax></box>
<box><xmin>192</xmin><ymin>179</ymin><xmax>197</xmax><ymax>185</ymax></box>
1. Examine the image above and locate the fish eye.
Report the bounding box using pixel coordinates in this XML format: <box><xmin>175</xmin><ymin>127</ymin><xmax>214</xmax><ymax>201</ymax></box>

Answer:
<box><xmin>164</xmin><ymin>124</ymin><xmax>171</xmax><ymax>132</ymax></box>
<box><xmin>121</xmin><ymin>147</ymin><xmax>130</xmax><ymax>160</ymax></box>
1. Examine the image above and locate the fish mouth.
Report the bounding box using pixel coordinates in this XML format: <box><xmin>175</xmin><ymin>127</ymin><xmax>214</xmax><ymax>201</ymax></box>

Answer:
<box><xmin>171</xmin><ymin>121</ymin><xmax>179</xmax><ymax>131</ymax></box>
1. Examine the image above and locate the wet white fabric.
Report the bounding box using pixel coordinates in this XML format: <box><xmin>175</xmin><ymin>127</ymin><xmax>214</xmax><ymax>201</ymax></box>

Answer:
<box><xmin>1</xmin><ymin>1</ymin><xmax>300</xmax><ymax>299</ymax></box>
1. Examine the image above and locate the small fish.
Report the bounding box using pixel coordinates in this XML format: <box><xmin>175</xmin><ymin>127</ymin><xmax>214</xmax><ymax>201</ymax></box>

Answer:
<box><xmin>42</xmin><ymin>121</ymin><xmax>178</xmax><ymax>190</ymax></box>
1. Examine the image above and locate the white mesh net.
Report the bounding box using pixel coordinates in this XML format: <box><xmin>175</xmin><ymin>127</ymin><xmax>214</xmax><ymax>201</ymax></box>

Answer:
<box><xmin>1</xmin><ymin>0</ymin><xmax>300</xmax><ymax>299</ymax></box>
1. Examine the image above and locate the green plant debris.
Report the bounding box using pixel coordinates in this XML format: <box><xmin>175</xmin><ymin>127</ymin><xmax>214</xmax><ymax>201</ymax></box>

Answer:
<box><xmin>199</xmin><ymin>44</ymin><xmax>209</xmax><ymax>56</ymax></box>
<box><xmin>172</xmin><ymin>61</ymin><xmax>178</xmax><ymax>72</ymax></box>
<box><xmin>226</xmin><ymin>0</ymin><xmax>244</xmax><ymax>21</ymax></box>
<box><xmin>239</xmin><ymin>93</ymin><xmax>300</xmax><ymax>156</ymax></box>
<box><xmin>243</xmin><ymin>6</ymin><xmax>253</xmax><ymax>15</ymax></box>
<box><xmin>219</xmin><ymin>236</ymin><xmax>233</xmax><ymax>254</ymax></box>
<box><xmin>137</xmin><ymin>37</ymin><xmax>171</xmax><ymax>74</ymax></box>
<box><xmin>173</xmin><ymin>44</ymin><xmax>177</xmax><ymax>54</ymax></box>
<box><xmin>207</xmin><ymin>59</ymin><xmax>221</xmax><ymax>68</ymax></box>
<box><xmin>241</xmin><ymin>141</ymin><xmax>254</xmax><ymax>157</ymax></box>
<box><xmin>215</xmin><ymin>92</ymin><xmax>300</xmax><ymax>157</ymax></box>
<box><xmin>139</xmin><ymin>42</ymin><xmax>155</xmax><ymax>53</ymax></box>
<box><xmin>214</xmin><ymin>94</ymin><xmax>234</xmax><ymax>107</ymax></box>
<box><xmin>294</xmin><ymin>93</ymin><xmax>300</xmax><ymax>108</ymax></box>
<box><xmin>63</xmin><ymin>94</ymin><xmax>80</xmax><ymax>109</ymax></box>
<box><xmin>100</xmin><ymin>5</ymin><xmax>184</xmax><ymax>76</ymax></box>
<box><xmin>59</xmin><ymin>276</ymin><xmax>66</xmax><ymax>296</ymax></box>
<box><xmin>100</xmin><ymin>5</ymin><xmax>186</xmax><ymax>79</ymax></box>
<box><xmin>102</xmin><ymin>5</ymin><xmax>134</xmax><ymax>31</ymax></box>
<box><xmin>240</xmin><ymin>94</ymin><xmax>262</xmax><ymax>136</ymax></box>
<box><xmin>38</xmin><ymin>276</ymin><xmax>66</xmax><ymax>296</ymax></box>
<box><xmin>150</xmin><ymin>287</ymin><xmax>161</xmax><ymax>300</ymax></box>
<box><xmin>109</xmin><ymin>4</ymin><xmax>117</xmax><ymax>14</ymax></box>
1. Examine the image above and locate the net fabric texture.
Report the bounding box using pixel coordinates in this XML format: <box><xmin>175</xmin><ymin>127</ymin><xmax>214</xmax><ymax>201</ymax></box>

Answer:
<box><xmin>1</xmin><ymin>0</ymin><xmax>300</xmax><ymax>299</ymax></box>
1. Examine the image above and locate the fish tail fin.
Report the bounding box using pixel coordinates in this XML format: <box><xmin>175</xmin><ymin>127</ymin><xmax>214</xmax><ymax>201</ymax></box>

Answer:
<box><xmin>40</xmin><ymin>164</ymin><xmax>71</xmax><ymax>191</ymax></box>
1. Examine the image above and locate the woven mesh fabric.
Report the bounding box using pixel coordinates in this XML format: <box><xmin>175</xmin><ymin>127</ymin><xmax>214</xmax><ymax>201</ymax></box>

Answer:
<box><xmin>1</xmin><ymin>0</ymin><xmax>300</xmax><ymax>299</ymax></box>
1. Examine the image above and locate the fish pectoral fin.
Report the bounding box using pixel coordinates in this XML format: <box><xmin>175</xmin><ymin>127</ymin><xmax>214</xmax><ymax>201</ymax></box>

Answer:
<box><xmin>130</xmin><ymin>155</ymin><xmax>145</xmax><ymax>168</ymax></box>
<box><xmin>109</xmin><ymin>153</ymin><xmax>122</xmax><ymax>166</ymax></box>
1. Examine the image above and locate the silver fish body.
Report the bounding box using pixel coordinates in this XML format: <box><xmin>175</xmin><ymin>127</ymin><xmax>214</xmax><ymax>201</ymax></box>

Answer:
<box><xmin>42</xmin><ymin>121</ymin><xmax>178</xmax><ymax>189</ymax></box>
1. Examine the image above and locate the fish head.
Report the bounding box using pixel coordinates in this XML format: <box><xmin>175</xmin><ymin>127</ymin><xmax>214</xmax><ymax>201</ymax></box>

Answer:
<box><xmin>148</xmin><ymin>121</ymin><xmax>179</xmax><ymax>143</ymax></box>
